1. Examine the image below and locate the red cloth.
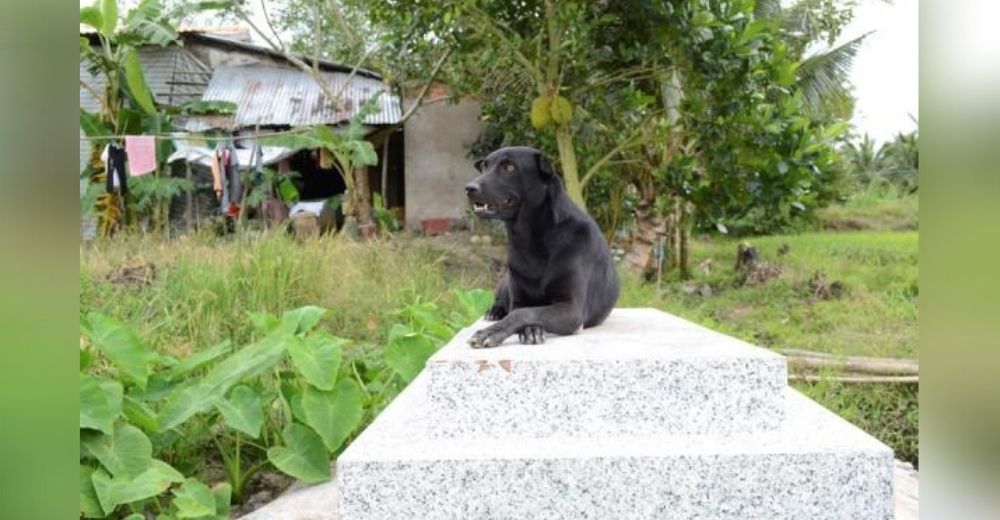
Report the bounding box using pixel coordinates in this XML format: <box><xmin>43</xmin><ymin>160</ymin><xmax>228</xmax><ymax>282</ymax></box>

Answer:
<box><xmin>124</xmin><ymin>135</ymin><xmax>156</xmax><ymax>176</ymax></box>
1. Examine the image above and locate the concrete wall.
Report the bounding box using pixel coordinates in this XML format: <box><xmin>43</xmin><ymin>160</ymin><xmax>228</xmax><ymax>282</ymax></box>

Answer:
<box><xmin>403</xmin><ymin>99</ymin><xmax>483</xmax><ymax>229</ymax></box>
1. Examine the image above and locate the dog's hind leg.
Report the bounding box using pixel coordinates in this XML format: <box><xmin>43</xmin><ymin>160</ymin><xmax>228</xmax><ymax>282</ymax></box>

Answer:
<box><xmin>484</xmin><ymin>273</ymin><xmax>511</xmax><ymax>321</ymax></box>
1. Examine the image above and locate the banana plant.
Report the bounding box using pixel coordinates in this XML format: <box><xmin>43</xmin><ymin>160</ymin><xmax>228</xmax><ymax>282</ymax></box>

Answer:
<box><xmin>79</xmin><ymin>0</ymin><xmax>178</xmax><ymax>235</ymax></box>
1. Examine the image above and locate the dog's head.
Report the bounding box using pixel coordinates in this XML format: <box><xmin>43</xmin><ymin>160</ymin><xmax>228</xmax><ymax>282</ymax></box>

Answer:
<box><xmin>465</xmin><ymin>146</ymin><xmax>559</xmax><ymax>220</ymax></box>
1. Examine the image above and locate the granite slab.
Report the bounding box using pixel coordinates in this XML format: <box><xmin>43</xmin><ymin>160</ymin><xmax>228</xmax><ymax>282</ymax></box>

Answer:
<box><xmin>338</xmin><ymin>373</ymin><xmax>894</xmax><ymax>520</ymax></box>
<box><xmin>426</xmin><ymin>308</ymin><xmax>787</xmax><ymax>437</ymax></box>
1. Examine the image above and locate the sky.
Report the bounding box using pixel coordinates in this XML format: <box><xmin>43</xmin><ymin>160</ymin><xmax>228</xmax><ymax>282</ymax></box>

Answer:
<box><xmin>84</xmin><ymin>0</ymin><xmax>920</xmax><ymax>143</ymax></box>
<box><xmin>837</xmin><ymin>0</ymin><xmax>919</xmax><ymax>143</ymax></box>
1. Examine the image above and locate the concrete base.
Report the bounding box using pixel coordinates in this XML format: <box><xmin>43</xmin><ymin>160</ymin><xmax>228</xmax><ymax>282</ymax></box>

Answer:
<box><xmin>338</xmin><ymin>374</ymin><xmax>893</xmax><ymax>519</ymax></box>
<box><xmin>427</xmin><ymin>309</ymin><xmax>787</xmax><ymax>437</ymax></box>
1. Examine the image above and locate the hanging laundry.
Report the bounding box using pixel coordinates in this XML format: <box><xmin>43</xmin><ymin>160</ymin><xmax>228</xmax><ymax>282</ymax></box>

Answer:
<box><xmin>227</xmin><ymin>141</ymin><xmax>243</xmax><ymax>203</ymax></box>
<box><xmin>124</xmin><ymin>135</ymin><xmax>156</xmax><ymax>176</ymax></box>
<box><xmin>209</xmin><ymin>149</ymin><xmax>223</xmax><ymax>199</ymax></box>
<box><xmin>217</xmin><ymin>144</ymin><xmax>230</xmax><ymax>211</ymax></box>
<box><xmin>104</xmin><ymin>143</ymin><xmax>129</xmax><ymax>194</ymax></box>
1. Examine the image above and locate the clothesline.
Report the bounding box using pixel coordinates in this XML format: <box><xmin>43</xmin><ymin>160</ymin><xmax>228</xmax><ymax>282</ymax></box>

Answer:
<box><xmin>79</xmin><ymin>127</ymin><xmax>313</xmax><ymax>141</ymax></box>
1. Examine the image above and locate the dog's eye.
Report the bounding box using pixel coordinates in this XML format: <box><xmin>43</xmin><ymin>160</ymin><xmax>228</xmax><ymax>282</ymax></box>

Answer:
<box><xmin>504</xmin><ymin>163</ymin><xmax>515</xmax><ymax>173</ymax></box>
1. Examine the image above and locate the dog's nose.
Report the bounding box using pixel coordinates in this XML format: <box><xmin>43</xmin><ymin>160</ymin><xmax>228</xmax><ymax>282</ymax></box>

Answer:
<box><xmin>465</xmin><ymin>182</ymin><xmax>480</xmax><ymax>196</ymax></box>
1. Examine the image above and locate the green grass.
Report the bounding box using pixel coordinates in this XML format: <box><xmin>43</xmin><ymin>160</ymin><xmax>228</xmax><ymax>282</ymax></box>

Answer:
<box><xmin>618</xmin><ymin>229</ymin><xmax>918</xmax><ymax>464</ymax></box>
<box><xmin>814</xmin><ymin>183</ymin><xmax>919</xmax><ymax>231</ymax></box>
<box><xmin>80</xmin><ymin>231</ymin><xmax>496</xmax><ymax>361</ymax></box>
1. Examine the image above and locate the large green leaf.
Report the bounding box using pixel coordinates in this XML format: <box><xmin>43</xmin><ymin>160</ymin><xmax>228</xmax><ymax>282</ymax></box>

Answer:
<box><xmin>267</xmin><ymin>424</ymin><xmax>331</xmax><ymax>483</ymax></box>
<box><xmin>172</xmin><ymin>478</ymin><xmax>216</xmax><ymax>518</ymax></box>
<box><xmin>123</xmin><ymin>49</ymin><xmax>157</xmax><ymax>115</ymax></box>
<box><xmin>200</xmin><ymin>334</ymin><xmax>287</xmax><ymax>394</ymax></box>
<box><xmin>109</xmin><ymin>460</ymin><xmax>184</xmax><ymax>506</ymax></box>
<box><xmin>90</xmin><ymin>468</ymin><xmax>115</xmax><ymax>515</ymax></box>
<box><xmin>157</xmin><ymin>382</ymin><xmax>214</xmax><ymax>431</ymax></box>
<box><xmin>85</xmin><ymin>313</ymin><xmax>157</xmax><ymax>388</ymax></box>
<box><xmin>100</xmin><ymin>0</ymin><xmax>118</xmax><ymax>36</ymax></box>
<box><xmin>80</xmin><ymin>109</ymin><xmax>109</xmax><ymax>140</ymax></box>
<box><xmin>384</xmin><ymin>324</ymin><xmax>438</xmax><ymax>382</ymax></box>
<box><xmin>81</xmin><ymin>423</ymin><xmax>153</xmax><ymax>478</ymax></box>
<box><xmin>212</xmin><ymin>482</ymin><xmax>232</xmax><ymax>517</ymax></box>
<box><xmin>123</xmin><ymin>395</ymin><xmax>160</xmax><ymax>433</ymax></box>
<box><xmin>80</xmin><ymin>374</ymin><xmax>123</xmax><ymax>434</ymax></box>
<box><xmin>453</xmin><ymin>288</ymin><xmax>494</xmax><ymax>321</ymax></box>
<box><xmin>280</xmin><ymin>306</ymin><xmax>327</xmax><ymax>335</ymax></box>
<box><xmin>287</xmin><ymin>333</ymin><xmax>346</xmax><ymax>391</ymax></box>
<box><xmin>214</xmin><ymin>385</ymin><xmax>264</xmax><ymax>438</ymax></box>
<box><xmin>80</xmin><ymin>465</ymin><xmax>105</xmax><ymax>518</ymax></box>
<box><xmin>165</xmin><ymin>340</ymin><xmax>232</xmax><ymax>381</ymax></box>
<box><xmin>80</xmin><ymin>6</ymin><xmax>104</xmax><ymax>32</ymax></box>
<box><xmin>301</xmin><ymin>379</ymin><xmax>363</xmax><ymax>452</ymax></box>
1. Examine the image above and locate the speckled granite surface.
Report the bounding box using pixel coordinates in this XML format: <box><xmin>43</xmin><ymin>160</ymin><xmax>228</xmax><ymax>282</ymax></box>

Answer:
<box><xmin>339</xmin><ymin>375</ymin><xmax>892</xmax><ymax>519</ymax></box>
<box><xmin>427</xmin><ymin>308</ymin><xmax>786</xmax><ymax>437</ymax></box>
<box><xmin>337</xmin><ymin>308</ymin><xmax>894</xmax><ymax>519</ymax></box>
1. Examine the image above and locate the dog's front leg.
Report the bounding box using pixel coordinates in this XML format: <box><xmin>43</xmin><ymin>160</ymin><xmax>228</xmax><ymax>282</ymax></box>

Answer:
<box><xmin>468</xmin><ymin>302</ymin><xmax>584</xmax><ymax>348</ymax></box>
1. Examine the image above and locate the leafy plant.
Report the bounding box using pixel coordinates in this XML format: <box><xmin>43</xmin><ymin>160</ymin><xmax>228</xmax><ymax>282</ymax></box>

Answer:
<box><xmin>80</xmin><ymin>288</ymin><xmax>493</xmax><ymax>516</ymax></box>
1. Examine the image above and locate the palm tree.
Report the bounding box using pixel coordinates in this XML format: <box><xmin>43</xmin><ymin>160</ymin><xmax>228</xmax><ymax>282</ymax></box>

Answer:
<box><xmin>755</xmin><ymin>0</ymin><xmax>871</xmax><ymax>120</ymax></box>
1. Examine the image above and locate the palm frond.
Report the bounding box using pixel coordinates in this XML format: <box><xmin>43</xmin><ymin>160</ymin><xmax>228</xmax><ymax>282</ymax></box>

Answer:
<box><xmin>796</xmin><ymin>32</ymin><xmax>870</xmax><ymax>117</ymax></box>
<box><xmin>754</xmin><ymin>0</ymin><xmax>782</xmax><ymax>20</ymax></box>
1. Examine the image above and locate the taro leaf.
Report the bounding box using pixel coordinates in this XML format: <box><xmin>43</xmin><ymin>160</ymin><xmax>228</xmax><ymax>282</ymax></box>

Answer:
<box><xmin>165</xmin><ymin>340</ymin><xmax>232</xmax><ymax>381</ymax></box>
<box><xmin>213</xmin><ymin>482</ymin><xmax>233</xmax><ymax>517</ymax></box>
<box><xmin>80</xmin><ymin>374</ymin><xmax>123</xmax><ymax>434</ymax></box>
<box><xmin>247</xmin><ymin>311</ymin><xmax>280</xmax><ymax>334</ymax></box>
<box><xmin>267</xmin><ymin>424</ymin><xmax>331</xmax><ymax>483</ymax></box>
<box><xmin>124</xmin><ymin>49</ymin><xmax>157</xmax><ymax>115</ymax></box>
<box><xmin>172</xmin><ymin>478</ymin><xmax>216</xmax><ymax>518</ymax></box>
<box><xmin>85</xmin><ymin>313</ymin><xmax>157</xmax><ymax>388</ymax></box>
<box><xmin>280</xmin><ymin>306</ymin><xmax>327</xmax><ymax>335</ymax></box>
<box><xmin>80</xmin><ymin>465</ymin><xmax>105</xmax><ymax>518</ymax></box>
<box><xmin>384</xmin><ymin>324</ymin><xmax>438</xmax><ymax>383</ymax></box>
<box><xmin>90</xmin><ymin>468</ymin><xmax>115</xmax><ymax>515</ymax></box>
<box><xmin>201</xmin><ymin>334</ymin><xmax>287</xmax><ymax>394</ymax></box>
<box><xmin>453</xmin><ymin>288</ymin><xmax>493</xmax><ymax>321</ymax></box>
<box><xmin>157</xmin><ymin>382</ymin><xmax>214</xmax><ymax>431</ymax></box>
<box><xmin>214</xmin><ymin>385</ymin><xmax>264</xmax><ymax>438</ymax></box>
<box><xmin>123</xmin><ymin>395</ymin><xmax>159</xmax><ymax>433</ymax></box>
<box><xmin>110</xmin><ymin>459</ymin><xmax>184</xmax><ymax>506</ymax></box>
<box><xmin>123</xmin><ymin>514</ymin><xmax>144</xmax><ymax>520</ymax></box>
<box><xmin>287</xmin><ymin>333</ymin><xmax>346</xmax><ymax>391</ymax></box>
<box><xmin>81</xmin><ymin>423</ymin><xmax>153</xmax><ymax>478</ymax></box>
<box><xmin>301</xmin><ymin>379</ymin><xmax>363</xmax><ymax>452</ymax></box>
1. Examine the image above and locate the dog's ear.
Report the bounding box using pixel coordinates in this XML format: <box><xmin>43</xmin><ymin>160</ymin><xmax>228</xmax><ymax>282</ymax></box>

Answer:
<box><xmin>535</xmin><ymin>152</ymin><xmax>557</xmax><ymax>181</ymax></box>
<box><xmin>473</xmin><ymin>158</ymin><xmax>485</xmax><ymax>172</ymax></box>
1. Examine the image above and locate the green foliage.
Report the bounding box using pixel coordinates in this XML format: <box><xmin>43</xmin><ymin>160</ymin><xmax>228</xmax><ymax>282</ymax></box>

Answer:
<box><xmin>80</xmin><ymin>235</ymin><xmax>494</xmax><ymax>514</ymax></box>
<box><xmin>842</xmin><ymin>130</ymin><xmax>919</xmax><ymax>192</ymax></box>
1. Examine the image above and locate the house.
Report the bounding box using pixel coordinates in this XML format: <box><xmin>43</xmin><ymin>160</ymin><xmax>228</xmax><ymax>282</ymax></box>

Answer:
<box><xmin>80</xmin><ymin>28</ymin><xmax>482</xmax><ymax>234</ymax></box>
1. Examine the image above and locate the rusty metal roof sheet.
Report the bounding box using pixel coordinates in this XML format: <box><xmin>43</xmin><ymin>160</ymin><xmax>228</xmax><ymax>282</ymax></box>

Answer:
<box><xmin>196</xmin><ymin>66</ymin><xmax>401</xmax><ymax>129</ymax></box>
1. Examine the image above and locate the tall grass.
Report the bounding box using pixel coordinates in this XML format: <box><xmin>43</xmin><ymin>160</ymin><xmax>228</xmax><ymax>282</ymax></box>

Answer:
<box><xmin>815</xmin><ymin>183</ymin><xmax>918</xmax><ymax>231</ymax></box>
<box><xmin>80</xmin><ymin>231</ymin><xmax>496</xmax><ymax>359</ymax></box>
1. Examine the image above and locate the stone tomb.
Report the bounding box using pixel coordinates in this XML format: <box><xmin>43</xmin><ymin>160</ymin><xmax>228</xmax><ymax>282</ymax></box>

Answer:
<box><xmin>338</xmin><ymin>308</ymin><xmax>893</xmax><ymax>519</ymax></box>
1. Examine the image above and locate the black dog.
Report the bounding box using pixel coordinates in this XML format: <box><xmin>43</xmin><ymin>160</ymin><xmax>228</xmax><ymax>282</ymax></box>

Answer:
<box><xmin>464</xmin><ymin>146</ymin><xmax>619</xmax><ymax>348</ymax></box>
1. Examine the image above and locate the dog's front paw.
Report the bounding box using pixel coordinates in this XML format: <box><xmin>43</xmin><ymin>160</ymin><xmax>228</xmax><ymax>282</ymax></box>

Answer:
<box><xmin>484</xmin><ymin>304</ymin><xmax>507</xmax><ymax>321</ymax></box>
<box><xmin>518</xmin><ymin>325</ymin><xmax>545</xmax><ymax>345</ymax></box>
<box><xmin>468</xmin><ymin>326</ymin><xmax>507</xmax><ymax>349</ymax></box>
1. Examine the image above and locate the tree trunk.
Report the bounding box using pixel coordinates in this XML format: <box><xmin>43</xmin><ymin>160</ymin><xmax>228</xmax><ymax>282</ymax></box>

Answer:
<box><xmin>555</xmin><ymin>125</ymin><xmax>584</xmax><ymax>209</ymax></box>
<box><xmin>678</xmin><ymin>202</ymin><xmax>691</xmax><ymax>280</ymax></box>
<box><xmin>623</xmin><ymin>197</ymin><xmax>666</xmax><ymax>279</ymax></box>
<box><xmin>353</xmin><ymin>166</ymin><xmax>375</xmax><ymax>237</ymax></box>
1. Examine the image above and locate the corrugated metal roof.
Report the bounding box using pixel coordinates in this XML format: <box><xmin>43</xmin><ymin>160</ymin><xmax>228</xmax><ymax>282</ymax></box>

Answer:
<box><xmin>196</xmin><ymin>66</ymin><xmax>402</xmax><ymax>128</ymax></box>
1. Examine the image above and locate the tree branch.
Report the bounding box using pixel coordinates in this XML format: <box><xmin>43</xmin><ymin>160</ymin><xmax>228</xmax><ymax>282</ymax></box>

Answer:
<box><xmin>465</xmin><ymin>5</ymin><xmax>542</xmax><ymax>89</ymax></box>
<box><xmin>581</xmin><ymin>112</ymin><xmax>661</xmax><ymax>188</ymax></box>
<box><xmin>398</xmin><ymin>47</ymin><xmax>453</xmax><ymax>123</ymax></box>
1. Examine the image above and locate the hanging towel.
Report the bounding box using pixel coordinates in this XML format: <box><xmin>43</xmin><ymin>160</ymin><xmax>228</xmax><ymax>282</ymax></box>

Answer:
<box><xmin>209</xmin><ymin>150</ymin><xmax>223</xmax><ymax>195</ymax></box>
<box><xmin>124</xmin><ymin>135</ymin><xmax>156</xmax><ymax>176</ymax></box>
<box><xmin>105</xmin><ymin>143</ymin><xmax>129</xmax><ymax>194</ymax></box>
<box><xmin>227</xmin><ymin>141</ymin><xmax>243</xmax><ymax>203</ymax></box>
